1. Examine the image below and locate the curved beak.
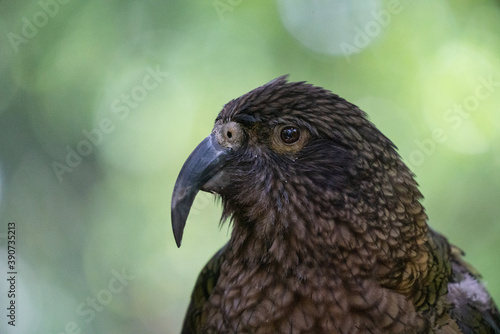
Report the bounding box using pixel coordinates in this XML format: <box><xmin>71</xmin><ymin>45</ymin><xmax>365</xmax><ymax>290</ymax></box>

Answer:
<box><xmin>171</xmin><ymin>134</ymin><xmax>229</xmax><ymax>247</ymax></box>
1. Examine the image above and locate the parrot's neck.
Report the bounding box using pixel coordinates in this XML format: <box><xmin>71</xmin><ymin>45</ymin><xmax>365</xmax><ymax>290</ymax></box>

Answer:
<box><xmin>224</xmin><ymin>174</ymin><xmax>439</xmax><ymax>305</ymax></box>
<box><xmin>206</xmin><ymin>211</ymin><xmax>429</xmax><ymax>333</ymax></box>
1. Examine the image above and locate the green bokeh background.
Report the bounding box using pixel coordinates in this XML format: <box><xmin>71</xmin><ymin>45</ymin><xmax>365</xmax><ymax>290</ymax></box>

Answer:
<box><xmin>1</xmin><ymin>1</ymin><xmax>499</xmax><ymax>333</ymax></box>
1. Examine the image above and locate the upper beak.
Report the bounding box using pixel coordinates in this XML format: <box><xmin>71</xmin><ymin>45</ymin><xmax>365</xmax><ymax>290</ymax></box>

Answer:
<box><xmin>171</xmin><ymin>134</ymin><xmax>229</xmax><ymax>247</ymax></box>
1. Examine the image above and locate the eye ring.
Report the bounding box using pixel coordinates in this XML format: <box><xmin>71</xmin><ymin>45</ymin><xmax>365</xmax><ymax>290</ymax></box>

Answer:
<box><xmin>280</xmin><ymin>126</ymin><xmax>300</xmax><ymax>144</ymax></box>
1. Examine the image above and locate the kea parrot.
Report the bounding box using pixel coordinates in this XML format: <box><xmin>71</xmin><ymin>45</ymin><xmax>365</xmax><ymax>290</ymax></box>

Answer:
<box><xmin>171</xmin><ymin>76</ymin><xmax>500</xmax><ymax>333</ymax></box>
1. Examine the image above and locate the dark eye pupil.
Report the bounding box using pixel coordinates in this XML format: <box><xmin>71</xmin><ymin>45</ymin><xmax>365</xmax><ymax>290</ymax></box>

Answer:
<box><xmin>281</xmin><ymin>127</ymin><xmax>300</xmax><ymax>144</ymax></box>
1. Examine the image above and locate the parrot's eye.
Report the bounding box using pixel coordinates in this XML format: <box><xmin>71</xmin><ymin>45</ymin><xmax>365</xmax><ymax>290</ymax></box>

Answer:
<box><xmin>272</xmin><ymin>124</ymin><xmax>310</xmax><ymax>153</ymax></box>
<box><xmin>280</xmin><ymin>126</ymin><xmax>300</xmax><ymax>144</ymax></box>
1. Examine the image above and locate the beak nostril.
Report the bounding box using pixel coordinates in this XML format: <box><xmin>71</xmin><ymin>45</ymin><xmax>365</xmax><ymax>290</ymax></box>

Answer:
<box><xmin>216</xmin><ymin>122</ymin><xmax>243</xmax><ymax>148</ymax></box>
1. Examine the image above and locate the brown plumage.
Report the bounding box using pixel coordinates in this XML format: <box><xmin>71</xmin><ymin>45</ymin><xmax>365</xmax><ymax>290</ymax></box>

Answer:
<box><xmin>171</xmin><ymin>76</ymin><xmax>500</xmax><ymax>333</ymax></box>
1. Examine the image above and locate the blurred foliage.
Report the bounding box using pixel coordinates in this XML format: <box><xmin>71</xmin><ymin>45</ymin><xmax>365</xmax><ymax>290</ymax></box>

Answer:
<box><xmin>0</xmin><ymin>1</ymin><xmax>499</xmax><ymax>333</ymax></box>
